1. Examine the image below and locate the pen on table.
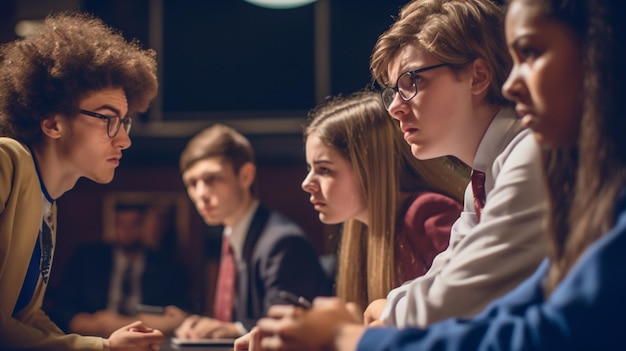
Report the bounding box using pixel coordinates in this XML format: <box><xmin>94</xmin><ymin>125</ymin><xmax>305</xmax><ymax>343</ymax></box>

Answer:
<box><xmin>278</xmin><ymin>290</ymin><xmax>312</xmax><ymax>309</ymax></box>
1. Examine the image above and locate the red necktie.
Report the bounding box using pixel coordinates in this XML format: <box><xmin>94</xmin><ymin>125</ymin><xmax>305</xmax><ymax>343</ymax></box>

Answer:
<box><xmin>214</xmin><ymin>236</ymin><xmax>236</xmax><ymax>322</ymax></box>
<box><xmin>471</xmin><ymin>169</ymin><xmax>486</xmax><ymax>221</ymax></box>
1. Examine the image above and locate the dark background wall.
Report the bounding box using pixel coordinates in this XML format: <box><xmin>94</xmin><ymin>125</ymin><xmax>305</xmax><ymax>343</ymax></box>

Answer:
<box><xmin>0</xmin><ymin>0</ymin><xmax>409</xmax><ymax>312</ymax></box>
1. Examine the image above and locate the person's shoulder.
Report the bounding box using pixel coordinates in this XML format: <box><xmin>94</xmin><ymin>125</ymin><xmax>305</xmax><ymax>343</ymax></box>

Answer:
<box><xmin>495</xmin><ymin>128</ymin><xmax>541</xmax><ymax>169</ymax></box>
<box><xmin>264</xmin><ymin>210</ymin><xmax>305</xmax><ymax>236</ymax></box>
<box><xmin>404</xmin><ymin>191</ymin><xmax>463</xmax><ymax>222</ymax></box>
<box><xmin>411</xmin><ymin>191</ymin><xmax>462</xmax><ymax>207</ymax></box>
<box><xmin>0</xmin><ymin>137</ymin><xmax>30</xmax><ymax>159</ymax></box>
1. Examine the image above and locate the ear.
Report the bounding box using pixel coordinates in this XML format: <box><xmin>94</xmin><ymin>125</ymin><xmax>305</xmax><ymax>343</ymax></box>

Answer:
<box><xmin>238</xmin><ymin>162</ymin><xmax>256</xmax><ymax>190</ymax></box>
<box><xmin>470</xmin><ymin>58</ymin><xmax>493</xmax><ymax>97</ymax></box>
<box><xmin>40</xmin><ymin>114</ymin><xmax>63</xmax><ymax>140</ymax></box>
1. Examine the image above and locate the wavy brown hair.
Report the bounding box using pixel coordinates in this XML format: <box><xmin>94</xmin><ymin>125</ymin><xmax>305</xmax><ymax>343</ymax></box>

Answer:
<box><xmin>304</xmin><ymin>90</ymin><xmax>467</xmax><ymax>310</ymax></box>
<box><xmin>0</xmin><ymin>11</ymin><xmax>158</xmax><ymax>145</ymax></box>
<box><xmin>371</xmin><ymin>0</ymin><xmax>511</xmax><ymax>107</ymax></box>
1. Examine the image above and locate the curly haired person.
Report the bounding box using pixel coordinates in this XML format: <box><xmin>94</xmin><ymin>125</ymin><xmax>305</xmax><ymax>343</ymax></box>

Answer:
<box><xmin>0</xmin><ymin>12</ymin><xmax>162</xmax><ymax>351</ymax></box>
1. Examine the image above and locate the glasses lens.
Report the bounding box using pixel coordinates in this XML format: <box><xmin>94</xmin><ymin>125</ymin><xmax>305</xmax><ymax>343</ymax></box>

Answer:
<box><xmin>397</xmin><ymin>72</ymin><xmax>417</xmax><ymax>101</ymax></box>
<box><xmin>108</xmin><ymin>117</ymin><xmax>120</xmax><ymax>138</ymax></box>
<box><xmin>123</xmin><ymin>117</ymin><xmax>132</xmax><ymax>135</ymax></box>
<box><xmin>381</xmin><ymin>87</ymin><xmax>395</xmax><ymax>110</ymax></box>
<box><xmin>107</xmin><ymin>117</ymin><xmax>132</xmax><ymax>138</ymax></box>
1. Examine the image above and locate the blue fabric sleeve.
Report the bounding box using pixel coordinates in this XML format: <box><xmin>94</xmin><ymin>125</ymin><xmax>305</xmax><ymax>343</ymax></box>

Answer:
<box><xmin>358</xmin><ymin>195</ymin><xmax>626</xmax><ymax>351</ymax></box>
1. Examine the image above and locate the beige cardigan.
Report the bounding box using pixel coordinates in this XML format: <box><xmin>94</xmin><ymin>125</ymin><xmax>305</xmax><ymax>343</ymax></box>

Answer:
<box><xmin>0</xmin><ymin>137</ymin><xmax>104</xmax><ymax>350</ymax></box>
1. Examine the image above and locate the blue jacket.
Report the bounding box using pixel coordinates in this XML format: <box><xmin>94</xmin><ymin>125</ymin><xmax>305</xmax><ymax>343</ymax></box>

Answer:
<box><xmin>359</xmin><ymin>192</ymin><xmax>626</xmax><ymax>351</ymax></box>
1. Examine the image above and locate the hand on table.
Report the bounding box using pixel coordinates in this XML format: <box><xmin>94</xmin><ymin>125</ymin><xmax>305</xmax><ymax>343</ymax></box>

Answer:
<box><xmin>234</xmin><ymin>326</ymin><xmax>261</xmax><ymax>351</ymax></box>
<box><xmin>255</xmin><ymin>297</ymin><xmax>364</xmax><ymax>351</ymax></box>
<box><xmin>106</xmin><ymin>320</ymin><xmax>165</xmax><ymax>351</ymax></box>
<box><xmin>175</xmin><ymin>315</ymin><xmax>242</xmax><ymax>339</ymax></box>
<box><xmin>138</xmin><ymin>306</ymin><xmax>189</xmax><ymax>336</ymax></box>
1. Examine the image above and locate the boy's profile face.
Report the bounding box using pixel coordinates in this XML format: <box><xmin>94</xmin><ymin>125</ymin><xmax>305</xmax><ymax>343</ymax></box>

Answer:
<box><xmin>46</xmin><ymin>87</ymin><xmax>131</xmax><ymax>185</ymax></box>
<box><xmin>182</xmin><ymin>157</ymin><xmax>253</xmax><ymax>227</ymax></box>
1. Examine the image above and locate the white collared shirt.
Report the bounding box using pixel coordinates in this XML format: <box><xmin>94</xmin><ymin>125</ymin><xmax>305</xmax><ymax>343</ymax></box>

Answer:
<box><xmin>223</xmin><ymin>199</ymin><xmax>260</xmax><ymax>262</ymax></box>
<box><xmin>381</xmin><ymin>107</ymin><xmax>548</xmax><ymax>327</ymax></box>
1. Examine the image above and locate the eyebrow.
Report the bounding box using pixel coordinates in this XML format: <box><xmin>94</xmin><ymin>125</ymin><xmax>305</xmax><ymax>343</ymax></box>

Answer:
<box><xmin>94</xmin><ymin>104</ymin><xmax>124</xmax><ymax>117</ymax></box>
<box><xmin>312</xmin><ymin>159</ymin><xmax>333</xmax><ymax>166</ymax></box>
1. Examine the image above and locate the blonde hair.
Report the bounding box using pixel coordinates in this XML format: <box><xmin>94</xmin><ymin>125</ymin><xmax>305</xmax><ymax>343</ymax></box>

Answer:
<box><xmin>304</xmin><ymin>91</ymin><xmax>466</xmax><ymax>309</ymax></box>
<box><xmin>370</xmin><ymin>0</ymin><xmax>511</xmax><ymax>107</ymax></box>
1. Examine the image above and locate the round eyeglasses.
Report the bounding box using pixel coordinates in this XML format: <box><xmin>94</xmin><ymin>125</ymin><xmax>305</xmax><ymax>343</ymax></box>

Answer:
<box><xmin>79</xmin><ymin>109</ymin><xmax>132</xmax><ymax>138</ymax></box>
<box><xmin>381</xmin><ymin>63</ymin><xmax>450</xmax><ymax>111</ymax></box>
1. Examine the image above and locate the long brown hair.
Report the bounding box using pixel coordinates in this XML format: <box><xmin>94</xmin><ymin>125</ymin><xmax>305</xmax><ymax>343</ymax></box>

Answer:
<box><xmin>304</xmin><ymin>91</ymin><xmax>467</xmax><ymax>310</ymax></box>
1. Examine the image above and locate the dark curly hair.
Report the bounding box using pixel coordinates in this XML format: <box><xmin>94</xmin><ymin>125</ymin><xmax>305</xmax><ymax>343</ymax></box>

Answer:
<box><xmin>0</xmin><ymin>11</ymin><xmax>158</xmax><ymax>145</ymax></box>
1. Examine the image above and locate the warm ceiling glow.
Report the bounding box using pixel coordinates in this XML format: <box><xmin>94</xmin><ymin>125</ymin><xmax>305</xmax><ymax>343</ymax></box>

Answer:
<box><xmin>244</xmin><ymin>0</ymin><xmax>317</xmax><ymax>10</ymax></box>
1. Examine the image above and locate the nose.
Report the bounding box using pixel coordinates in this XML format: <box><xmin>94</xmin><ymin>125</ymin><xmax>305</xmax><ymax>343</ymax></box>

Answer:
<box><xmin>386</xmin><ymin>93</ymin><xmax>406</xmax><ymax>121</ymax></box>
<box><xmin>502</xmin><ymin>65</ymin><xmax>524</xmax><ymax>102</ymax></box>
<box><xmin>114</xmin><ymin>127</ymin><xmax>132</xmax><ymax>150</ymax></box>
<box><xmin>301</xmin><ymin>171</ymin><xmax>317</xmax><ymax>193</ymax></box>
<box><xmin>194</xmin><ymin>181</ymin><xmax>212</xmax><ymax>200</ymax></box>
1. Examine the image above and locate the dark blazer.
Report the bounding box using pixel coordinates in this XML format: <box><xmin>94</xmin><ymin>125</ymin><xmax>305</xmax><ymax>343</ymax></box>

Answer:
<box><xmin>50</xmin><ymin>243</ymin><xmax>192</xmax><ymax>332</ymax></box>
<box><xmin>232</xmin><ymin>204</ymin><xmax>331</xmax><ymax>330</ymax></box>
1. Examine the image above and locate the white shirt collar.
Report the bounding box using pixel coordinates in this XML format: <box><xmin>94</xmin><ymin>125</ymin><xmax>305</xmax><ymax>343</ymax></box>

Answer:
<box><xmin>223</xmin><ymin>199</ymin><xmax>260</xmax><ymax>261</ymax></box>
<box><xmin>472</xmin><ymin>107</ymin><xmax>521</xmax><ymax>173</ymax></box>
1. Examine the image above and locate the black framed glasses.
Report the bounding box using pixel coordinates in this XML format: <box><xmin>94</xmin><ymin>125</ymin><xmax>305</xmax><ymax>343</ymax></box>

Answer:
<box><xmin>79</xmin><ymin>109</ymin><xmax>132</xmax><ymax>138</ymax></box>
<box><xmin>381</xmin><ymin>63</ymin><xmax>450</xmax><ymax>111</ymax></box>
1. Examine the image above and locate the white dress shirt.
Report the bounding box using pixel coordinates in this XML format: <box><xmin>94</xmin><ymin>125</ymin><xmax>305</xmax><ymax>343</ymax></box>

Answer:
<box><xmin>381</xmin><ymin>107</ymin><xmax>548</xmax><ymax>327</ymax></box>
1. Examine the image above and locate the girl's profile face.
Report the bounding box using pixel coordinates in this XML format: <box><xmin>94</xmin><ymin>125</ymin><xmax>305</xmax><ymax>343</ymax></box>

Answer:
<box><xmin>502</xmin><ymin>0</ymin><xmax>583</xmax><ymax>148</ymax></box>
<box><xmin>301</xmin><ymin>132</ymin><xmax>367</xmax><ymax>225</ymax></box>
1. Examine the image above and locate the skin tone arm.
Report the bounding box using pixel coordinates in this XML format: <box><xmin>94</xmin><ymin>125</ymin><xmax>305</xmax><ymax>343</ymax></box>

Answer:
<box><xmin>70</xmin><ymin>306</ymin><xmax>188</xmax><ymax>337</ymax></box>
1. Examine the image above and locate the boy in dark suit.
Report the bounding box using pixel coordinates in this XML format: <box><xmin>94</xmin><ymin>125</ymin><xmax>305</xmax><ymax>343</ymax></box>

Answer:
<box><xmin>176</xmin><ymin>124</ymin><xmax>330</xmax><ymax>339</ymax></box>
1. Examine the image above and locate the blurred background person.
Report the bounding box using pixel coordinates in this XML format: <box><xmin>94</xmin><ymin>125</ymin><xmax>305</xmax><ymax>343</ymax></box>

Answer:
<box><xmin>175</xmin><ymin>124</ymin><xmax>331</xmax><ymax>340</ymax></box>
<box><xmin>50</xmin><ymin>202</ymin><xmax>192</xmax><ymax>337</ymax></box>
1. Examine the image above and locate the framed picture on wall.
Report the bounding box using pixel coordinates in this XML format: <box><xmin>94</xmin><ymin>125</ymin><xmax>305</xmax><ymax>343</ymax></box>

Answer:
<box><xmin>102</xmin><ymin>191</ymin><xmax>191</xmax><ymax>252</ymax></box>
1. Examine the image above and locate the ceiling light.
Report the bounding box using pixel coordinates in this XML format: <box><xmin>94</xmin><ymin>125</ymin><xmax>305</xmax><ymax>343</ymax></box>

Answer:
<box><xmin>244</xmin><ymin>0</ymin><xmax>317</xmax><ymax>10</ymax></box>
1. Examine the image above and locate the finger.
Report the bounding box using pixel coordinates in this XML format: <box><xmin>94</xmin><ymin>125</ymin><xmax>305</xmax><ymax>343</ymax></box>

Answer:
<box><xmin>211</xmin><ymin>328</ymin><xmax>229</xmax><ymax>339</ymax></box>
<box><xmin>234</xmin><ymin>334</ymin><xmax>250</xmax><ymax>351</ymax></box>
<box><xmin>126</xmin><ymin>320</ymin><xmax>154</xmax><ymax>332</ymax></box>
<box><xmin>312</xmin><ymin>296</ymin><xmax>343</xmax><ymax>308</ymax></box>
<box><xmin>176</xmin><ymin>315</ymin><xmax>199</xmax><ymax>338</ymax></box>
<box><xmin>250</xmin><ymin>327</ymin><xmax>262</xmax><ymax>351</ymax></box>
<box><xmin>256</xmin><ymin>317</ymin><xmax>281</xmax><ymax>335</ymax></box>
<box><xmin>345</xmin><ymin>302</ymin><xmax>362</xmax><ymax>322</ymax></box>
<box><xmin>369</xmin><ymin>319</ymin><xmax>385</xmax><ymax>327</ymax></box>
<box><xmin>260</xmin><ymin>334</ymin><xmax>284</xmax><ymax>351</ymax></box>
